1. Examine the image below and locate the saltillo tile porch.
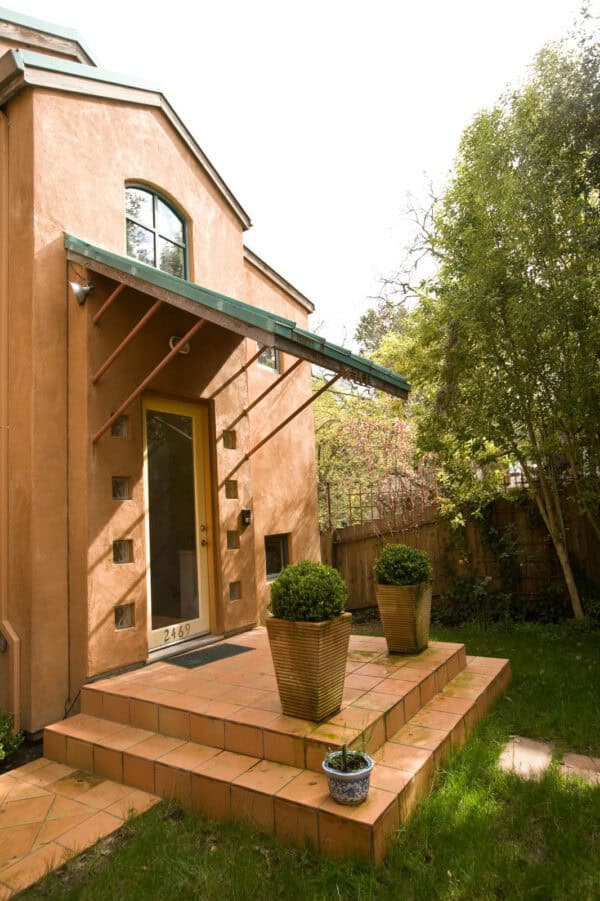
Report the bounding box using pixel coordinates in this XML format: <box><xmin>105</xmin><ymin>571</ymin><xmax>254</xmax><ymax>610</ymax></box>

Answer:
<box><xmin>43</xmin><ymin>629</ymin><xmax>511</xmax><ymax>862</ymax></box>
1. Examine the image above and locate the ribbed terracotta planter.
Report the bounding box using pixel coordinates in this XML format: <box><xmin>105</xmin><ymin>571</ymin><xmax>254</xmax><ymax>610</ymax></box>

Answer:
<box><xmin>266</xmin><ymin>612</ymin><xmax>352</xmax><ymax>722</ymax></box>
<box><xmin>375</xmin><ymin>582</ymin><xmax>432</xmax><ymax>654</ymax></box>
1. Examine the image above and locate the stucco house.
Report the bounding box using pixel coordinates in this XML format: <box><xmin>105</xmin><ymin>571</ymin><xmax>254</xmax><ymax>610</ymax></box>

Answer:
<box><xmin>0</xmin><ymin>7</ymin><xmax>408</xmax><ymax>735</ymax></box>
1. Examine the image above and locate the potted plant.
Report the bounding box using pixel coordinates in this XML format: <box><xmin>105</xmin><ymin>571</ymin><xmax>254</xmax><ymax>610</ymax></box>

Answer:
<box><xmin>374</xmin><ymin>543</ymin><xmax>432</xmax><ymax>653</ymax></box>
<box><xmin>267</xmin><ymin>560</ymin><xmax>351</xmax><ymax>722</ymax></box>
<box><xmin>322</xmin><ymin>744</ymin><xmax>374</xmax><ymax>805</ymax></box>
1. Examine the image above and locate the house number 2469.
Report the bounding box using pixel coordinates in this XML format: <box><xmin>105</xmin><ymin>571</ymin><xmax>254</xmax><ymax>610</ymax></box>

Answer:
<box><xmin>163</xmin><ymin>623</ymin><xmax>191</xmax><ymax>642</ymax></box>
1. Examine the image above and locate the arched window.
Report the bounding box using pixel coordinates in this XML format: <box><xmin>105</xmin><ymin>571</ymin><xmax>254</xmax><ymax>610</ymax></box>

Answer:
<box><xmin>125</xmin><ymin>185</ymin><xmax>187</xmax><ymax>278</ymax></box>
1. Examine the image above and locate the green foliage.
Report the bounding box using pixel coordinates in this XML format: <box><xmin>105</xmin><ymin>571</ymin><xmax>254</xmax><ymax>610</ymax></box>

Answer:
<box><xmin>0</xmin><ymin>711</ymin><xmax>23</xmax><ymax>763</ymax></box>
<box><xmin>432</xmin><ymin>574</ymin><xmax>521</xmax><ymax>628</ymax></box>
<box><xmin>374</xmin><ymin>543</ymin><xmax>431</xmax><ymax>585</ymax></box>
<box><xmin>354</xmin><ymin>297</ymin><xmax>407</xmax><ymax>355</ymax></box>
<box><xmin>269</xmin><ymin>561</ymin><xmax>347</xmax><ymax>622</ymax></box>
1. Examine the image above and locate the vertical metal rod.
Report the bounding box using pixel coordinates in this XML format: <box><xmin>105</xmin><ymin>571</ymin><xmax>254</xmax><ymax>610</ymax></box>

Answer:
<box><xmin>92</xmin><ymin>300</ymin><xmax>163</xmax><ymax>384</ymax></box>
<box><xmin>92</xmin><ymin>318</ymin><xmax>205</xmax><ymax>443</ymax></box>
<box><xmin>92</xmin><ymin>283</ymin><xmax>126</xmax><ymax>325</ymax></box>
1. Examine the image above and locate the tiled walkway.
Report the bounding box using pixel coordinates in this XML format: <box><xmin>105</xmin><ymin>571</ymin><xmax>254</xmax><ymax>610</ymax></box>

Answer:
<box><xmin>0</xmin><ymin>757</ymin><xmax>158</xmax><ymax>897</ymax></box>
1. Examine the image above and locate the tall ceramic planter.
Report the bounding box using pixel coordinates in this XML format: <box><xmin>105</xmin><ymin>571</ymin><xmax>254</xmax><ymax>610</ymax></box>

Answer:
<box><xmin>266</xmin><ymin>612</ymin><xmax>352</xmax><ymax>721</ymax></box>
<box><xmin>375</xmin><ymin>582</ymin><xmax>432</xmax><ymax>654</ymax></box>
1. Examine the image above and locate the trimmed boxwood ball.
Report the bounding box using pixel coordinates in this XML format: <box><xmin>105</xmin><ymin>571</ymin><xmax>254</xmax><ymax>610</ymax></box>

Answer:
<box><xmin>269</xmin><ymin>560</ymin><xmax>348</xmax><ymax>621</ymax></box>
<box><xmin>374</xmin><ymin>543</ymin><xmax>431</xmax><ymax>586</ymax></box>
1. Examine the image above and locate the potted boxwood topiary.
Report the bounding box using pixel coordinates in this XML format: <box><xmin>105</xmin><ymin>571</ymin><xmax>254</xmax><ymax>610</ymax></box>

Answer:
<box><xmin>267</xmin><ymin>560</ymin><xmax>351</xmax><ymax>722</ymax></box>
<box><xmin>322</xmin><ymin>744</ymin><xmax>374</xmax><ymax>805</ymax></box>
<box><xmin>374</xmin><ymin>543</ymin><xmax>432</xmax><ymax>653</ymax></box>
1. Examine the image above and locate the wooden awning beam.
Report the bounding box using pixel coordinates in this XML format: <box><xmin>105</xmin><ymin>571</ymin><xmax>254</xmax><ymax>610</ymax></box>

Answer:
<box><xmin>92</xmin><ymin>299</ymin><xmax>163</xmax><ymax>385</ymax></box>
<box><xmin>92</xmin><ymin>319</ymin><xmax>206</xmax><ymax>444</ymax></box>
<box><xmin>219</xmin><ymin>357</ymin><xmax>303</xmax><ymax>438</ymax></box>
<box><xmin>220</xmin><ymin>372</ymin><xmax>341</xmax><ymax>485</ymax></box>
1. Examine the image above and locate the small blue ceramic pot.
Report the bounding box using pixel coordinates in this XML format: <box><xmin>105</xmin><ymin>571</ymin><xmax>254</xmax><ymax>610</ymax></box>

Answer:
<box><xmin>322</xmin><ymin>751</ymin><xmax>374</xmax><ymax>805</ymax></box>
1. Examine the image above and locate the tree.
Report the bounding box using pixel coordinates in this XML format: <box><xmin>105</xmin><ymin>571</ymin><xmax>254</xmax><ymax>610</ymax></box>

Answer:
<box><xmin>376</xmin><ymin>27</ymin><xmax>600</xmax><ymax>619</ymax></box>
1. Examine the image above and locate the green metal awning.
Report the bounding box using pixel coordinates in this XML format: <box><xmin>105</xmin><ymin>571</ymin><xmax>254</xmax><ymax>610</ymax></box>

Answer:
<box><xmin>65</xmin><ymin>234</ymin><xmax>410</xmax><ymax>398</ymax></box>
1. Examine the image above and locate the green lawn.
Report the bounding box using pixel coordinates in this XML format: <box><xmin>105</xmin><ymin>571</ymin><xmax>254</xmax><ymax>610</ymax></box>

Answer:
<box><xmin>23</xmin><ymin>624</ymin><xmax>600</xmax><ymax>901</ymax></box>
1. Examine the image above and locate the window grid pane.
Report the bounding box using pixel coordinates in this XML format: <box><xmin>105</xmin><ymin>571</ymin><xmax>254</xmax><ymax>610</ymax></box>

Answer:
<box><xmin>125</xmin><ymin>186</ymin><xmax>187</xmax><ymax>278</ymax></box>
<box><xmin>265</xmin><ymin>533</ymin><xmax>289</xmax><ymax>580</ymax></box>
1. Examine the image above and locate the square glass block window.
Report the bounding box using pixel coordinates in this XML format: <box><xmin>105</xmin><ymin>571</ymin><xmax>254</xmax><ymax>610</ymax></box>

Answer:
<box><xmin>225</xmin><ymin>480</ymin><xmax>238</xmax><ymax>499</ymax></box>
<box><xmin>223</xmin><ymin>430</ymin><xmax>236</xmax><ymax>450</ymax></box>
<box><xmin>257</xmin><ymin>343</ymin><xmax>280</xmax><ymax>373</ymax></box>
<box><xmin>227</xmin><ymin>530</ymin><xmax>240</xmax><ymax>550</ymax></box>
<box><xmin>114</xmin><ymin>603</ymin><xmax>134</xmax><ymax>630</ymax></box>
<box><xmin>111</xmin><ymin>415</ymin><xmax>129</xmax><ymax>439</ymax></box>
<box><xmin>264</xmin><ymin>533</ymin><xmax>289</xmax><ymax>580</ymax></box>
<box><xmin>113</xmin><ymin>539</ymin><xmax>133</xmax><ymax>564</ymax></box>
<box><xmin>112</xmin><ymin>477</ymin><xmax>130</xmax><ymax>500</ymax></box>
<box><xmin>229</xmin><ymin>581</ymin><xmax>242</xmax><ymax>601</ymax></box>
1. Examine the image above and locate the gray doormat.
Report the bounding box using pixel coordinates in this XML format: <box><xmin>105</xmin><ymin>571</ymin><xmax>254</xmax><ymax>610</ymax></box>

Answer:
<box><xmin>169</xmin><ymin>643</ymin><xmax>252</xmax><ymax>668</ymax></box>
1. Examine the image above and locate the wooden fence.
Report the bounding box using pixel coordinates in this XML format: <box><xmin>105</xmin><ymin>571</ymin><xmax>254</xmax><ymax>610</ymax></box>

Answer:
<box><xmin>321</xmin><ymin>496</ymin><xmax>598</xmax><ymax>611</ymax></box>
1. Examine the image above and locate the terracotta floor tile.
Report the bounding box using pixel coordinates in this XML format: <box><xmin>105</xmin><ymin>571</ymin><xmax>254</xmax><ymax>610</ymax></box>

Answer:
<box><xmin>102</xmin><ymin>693</ymin><xmax>131</xmax><ymax>724</ymax></box>
<box><xmin>228</xmin><ymin>707</ymin><xmax>280</xmax><ymax>728</ymax></box>
<box><xmin>158</xmin><ymin>742</ymin><xmax>220</xmax><ymax>772</ymax></box>
<box><xmin>230</xmin><ymin>785</ymin><xmax>274</xmax><ymax>832</ymax></box>
<box><xmin>201</xmin><ymin>700</ymin><xmax>244</xmax><ymax>719</ymax></box>
<box><xmin>329</xmin><ymin>706</ymin><xmax>382</xmax><ymax>732</ymax></box>
<box><xmin>55</xmin><ymin>810</ymin><xmax>123</xmax><ymax>852</ymax></box>
<box><xmin>353</xmin><ymin>663</ymin><xmax>393</xmax><ymax>679</ymax></box>
<box><xmin>0</xmin><ymin>822</ymin><xmax>39</xmax><ymax>864</ymax></box>
<box><xmin>101</xmin><ymin>726</ymin><xmax>152</xmax><ymax>751</ymax></box>
<box><xmin>9</xmin><ymin>759</ymin><xmax>48</xmax><ymax>778</ymax></box>
<box><xmin>276</xmin><ymin>769</ymin><xmax>330</xmax><ymax>807</ymax></box>
<box><xmin>389</xmin><ymin>723</ymin><xmax>447</xmax><ymax>751</ymax></box>
<box><xmin>370</xmin><ymin>763</ymin><xmax>412</xmax><ymax>794</ymax></box>
<box><xmin>50</xmin><ymin>771</ymin><xmax>103</xmax><ymax>800</ymax></box>
<box><xmin>125</xmin><ymin>734</ymin><xmax>186</xmax><ymax>761</ymax></box>
<box><xmin>154</xmin><ymin>765</ymin><xmax>191</xmax><ymax>806</ymax></box>
<box><xmin>388</xmin><ymin>666</ymin><xmax>428</xmax><ymax>683</ymax></box>
<box><xmin>351</xmin><ymin>691</ymin><xmax>395</xmax><ymax>713</ymax></box>
<box><xmin>78</xmin><ymin>780</ymin><xmax>132</xmax><ymax>810</ymax></box>
<box><xmin>308</xmin><ymin>723</ymin><xmax>360</xmax><ymax>746</ymax></box>
<box><xmin>47</xmin><ymin>796</ymin><xmax>93</xmax><ymax>820</ymax></box>
<box><xmin>220</xmin><ymin>686</ymin><xmax>272</xmax><ymax>706</ymax></box>
<box><xmin>384</xmin><ymin>700</ymin><xmax>406</xmax><ymax>740</ymax></box>
<box><xmin>263</xmin><ymin>714</ymin><xmax>316</xmax><ymax>737</ymax></box>
<box><xmin>224</xmin><ymin>722</ymin><xmax>263</xmax><ymax>758</ymax></box>
<box><xmin>344</xmin><ymin>673</ymin><xmax>384</xmax><ymax>691</ymax></box>
<box><xmin>428</xmin><ymin>695</ymin><xmax>473</xmax><ymax>716</ymax></box>
<box><xmin>263</xmin><ymin>731</ymin><xmax>305</xmax><ymax>768</ymax></box>
<box><xmin>129</xmin><ymin>700</ymin><xmax>159</xmax><ymax>732</ymax></box>
<box><xmin>0</xmin><ymin>842</ymin><xmax>66</xmax><ymax>892</ymax></box>
<box><xmin>234</xmin><ymin>759</ymin><xmax>301</xmax><ymax>795</ymax></box>
<box><xmin>412</xmin><ymin>708</ymin><xmax>462</xmax><ymax>732</ymax></box>
<box><xmin>123</xmin><ymin>755</ymin><xmax>155</xmax><ymax>794</ymax></box>
<box><xmin>80</xmin><ymin>688</ymin><xmax>104</xmax><ymax>717</ymax></box>
<box><xmin>375</xmin><ymin>742</ymin><xmax>432</xmax><ymax>774</ymax></box>
<box><xmin>44</xmin><ymin>730</ymin><xmax>67</xmax><ymax>764</ymax></box>
<box><xmin>93</xmin><ymin>747</ymin><xmax>123</xmax><ymax>783</ymax></box>
<box><xmin>248</xmin><ymin>693</ymin><xmax>283</xmax><ymax>713</ymax></box>
<box><xmin>33</xmin><ymin>813</ymin><xmax>93</xmax><ymax>847</ymax></box>
<box><xmin>3</xmin><ymin>782</ymin><xmax>52</xmax><ymax>803</ymax></box>
<box><xmin>191</xmin><ymin>775</ymin><xmax>231</xmax><ymax>820</ymax></box>
<box><xmin>0</xmin><ymin>794</ymin><xmax>54</xmax><ymax>828</ymax></box>
<box><xmin>66</xmin><ymin>739</ymin><xmax>93</xmax><ymax>772</ymax></box>
<box><xmin>195</xmin><ymin>750</ymin><xmax>258</xmax><ymax>782</ymax></box>
<box><xmin>105</xmin><ymin>790</ymin><xmax>159</xmax><ymax>819</ymax></box>
<box><xmin>158</xmin><ymin>707</ymin><xmax>190</xmax><ymax>741</ymax></box>
<box><xmin>318</xmin><ymin>812</ymin><xmax>371</xmax><ymax>860</ymax></box>
<box><xmin>375</xmin><ymin>679</ymin><xmax>417</xmax><ymax>698</ymax></box>
<box><xmin>190</xmin><ymin>713</ymin><xmax>225</xmax><ymax>748</ymax></box>
<box><xmin>183</xmin><ymin>681</ymin><xmax>234</xmax><ymax>701</ymax></box>
<box><xmin>18</xmin><ymin>762</ymin><xmax>73</xmax><ymax>788</ymax></box>
<box><xmin>274</xmin><ymin>798</ymin><xmax>318</xmax><ymax>849</ymax></box>
<box><xmin>163</xmin><ymin>693</ymin><xmax>211</xmax><ymax>714</ymax></box>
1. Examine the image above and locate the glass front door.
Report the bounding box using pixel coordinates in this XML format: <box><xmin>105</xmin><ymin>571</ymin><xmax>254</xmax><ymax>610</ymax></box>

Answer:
<box><xmin>143</xmin><ymin>396</ymin><xmax>212</xmax><ymax>650</ymax></box>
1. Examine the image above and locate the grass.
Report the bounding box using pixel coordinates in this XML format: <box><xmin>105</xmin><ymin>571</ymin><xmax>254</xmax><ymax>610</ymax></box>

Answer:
<box><xmin>21</xmin><ymin>623</ymin><xmax>600</xmax><ymax>901</ymax></box>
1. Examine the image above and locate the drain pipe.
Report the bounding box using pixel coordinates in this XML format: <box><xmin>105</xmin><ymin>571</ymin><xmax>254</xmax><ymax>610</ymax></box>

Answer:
<box><xmin>0</xmin><ymin>109</ymin><xmax>22</xmax><ymax>731</ymax></box>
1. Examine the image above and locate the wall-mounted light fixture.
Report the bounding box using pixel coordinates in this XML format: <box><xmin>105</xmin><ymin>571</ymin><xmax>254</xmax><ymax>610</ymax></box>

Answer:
<box><xmin>240</xmin><ymin>509</ymin><xmax>252</xmax><ymax>528</ymax></box>
<box><xmin>169</xmin><ymin>336</ymin><xmax>191</xmax><ymax>355</ymax></box>
<box><xmin>69</xmin><ymin>281</ymin><xmax>95</xmax><ymax>305</ymax></box>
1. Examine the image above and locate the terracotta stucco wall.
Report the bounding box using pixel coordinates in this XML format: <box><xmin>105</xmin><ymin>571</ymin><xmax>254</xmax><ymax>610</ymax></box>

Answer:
<box><xmin>2</xmin><ymin>85</ymin><xmax>320</xmax><ymax>731</ymax></box>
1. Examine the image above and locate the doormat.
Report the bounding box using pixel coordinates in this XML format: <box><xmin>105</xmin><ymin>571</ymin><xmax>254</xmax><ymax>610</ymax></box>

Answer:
<box><xmin>169</xmin><ymin>643</ymin><xmax>253</xmax><ymax>668</ymax></box>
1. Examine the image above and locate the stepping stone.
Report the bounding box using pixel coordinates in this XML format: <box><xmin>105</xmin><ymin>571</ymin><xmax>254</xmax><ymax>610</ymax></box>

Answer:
<box><xmin>498</xmin><ymin>736</ymin><xmax>552</xmax><ymax>780</ymax></box>
<box><xmin>559</xmin><ymin>753</ymin><xmax>600</xmax><ymax>785</ymax></box>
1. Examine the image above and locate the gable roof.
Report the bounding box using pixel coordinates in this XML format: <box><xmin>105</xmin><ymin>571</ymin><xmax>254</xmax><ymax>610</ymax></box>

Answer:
<box><xmin>0</xmin><ymin>47</ymin><xmax>252</xmax><ymax>229</ymax></box>
<box><xmin>65</xmin><ymin>234</ymin><xmax>410</xmax><ymax>398</ymax></box>
<box><xmin>0</xmin><ymin>6</ymin><xmax>98</xmax><ymax>65</ymax></box>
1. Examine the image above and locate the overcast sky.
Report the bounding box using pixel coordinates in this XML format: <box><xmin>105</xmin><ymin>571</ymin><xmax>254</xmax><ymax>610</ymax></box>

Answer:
<box><xmin>6</xmin><ymin>0</ymin><xmax>591</xmax><ymax>344</ymax></box>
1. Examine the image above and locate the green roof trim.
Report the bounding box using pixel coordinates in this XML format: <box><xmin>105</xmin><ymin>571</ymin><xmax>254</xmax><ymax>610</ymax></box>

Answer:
<box><xmin>0</xmin><ymin>6</ymin><xmax>99</xmax><ymax>64</ymax></box>
<box><xmin>15</xmin><ymin>49</ymin><xmax>158</xmax><ymax>92</ymax></box>
<box><xmin>64</xmin><ymin>234</ymin><xmax>410</xmax><ymax>397</ymax></box>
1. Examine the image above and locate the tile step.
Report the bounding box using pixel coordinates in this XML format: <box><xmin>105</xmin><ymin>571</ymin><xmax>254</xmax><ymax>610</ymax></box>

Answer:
<box><xmin>76</xmin><ymin>638</ymin><xmax>469</xmax><ymax>770</ymax></box>
<box><xmin>43</xmin><ymin>659</ymin><xmax>511</xmax><ymax>863</ymax></box>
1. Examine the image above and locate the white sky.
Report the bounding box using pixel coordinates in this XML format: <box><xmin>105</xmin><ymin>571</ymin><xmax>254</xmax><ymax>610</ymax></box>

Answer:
<box><xmin>5</xmin><ymin>0</ymin><xmax>591</xmax><ymax>344</ymax></box>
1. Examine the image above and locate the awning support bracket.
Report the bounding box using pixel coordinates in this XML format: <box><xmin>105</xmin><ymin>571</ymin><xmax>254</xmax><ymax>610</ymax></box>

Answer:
<box><xmin>92</xmin><ymin>299</ymin><xmax>163</xmax><ymax>385</ymax></box>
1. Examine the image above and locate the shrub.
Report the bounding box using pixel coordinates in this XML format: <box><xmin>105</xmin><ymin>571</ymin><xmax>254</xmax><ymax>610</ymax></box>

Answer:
<box><xmin>269</xmin><ymin>560</ymin><xmax>347</xmax><ymax>622</ymax></box>
<box><xmin>431</xmin><ymin>574</ymin><xmax>522</xmax><ymax>627</ymax></box>
<box><xmin>0</xmin><ymin>711</ymin><xmax>23</xmax><ymax>763</ymax></box>
<box><xmin>374</xmin><ymin>544</ymin><xmax>431</xmax><ymax>586</ymax></box>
